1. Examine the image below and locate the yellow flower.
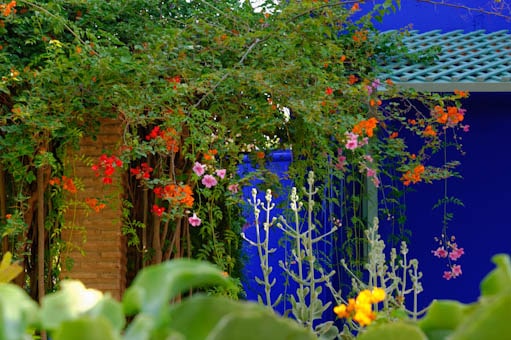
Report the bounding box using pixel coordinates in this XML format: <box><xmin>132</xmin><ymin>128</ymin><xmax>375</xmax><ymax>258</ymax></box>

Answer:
<box><xmin>333</xmin><ymin>287</ymin><xmax>386</xmax><ymax>327</ymax></box>
<box><xmin>371</xmin><ymin>287</ymin><xmax>386</xmax><ymax>303</ymax></box>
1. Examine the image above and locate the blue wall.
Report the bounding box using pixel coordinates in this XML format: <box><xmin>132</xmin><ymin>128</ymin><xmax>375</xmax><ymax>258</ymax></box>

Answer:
<box><xmin>370</xmin><ymin>0</ymin><xmax>510</xmax><ymax>32</ymax></box>
<box><xmin>402</xmin><ymin>92</ymin><xmax>511</xmax><ymax>308</ymax></box>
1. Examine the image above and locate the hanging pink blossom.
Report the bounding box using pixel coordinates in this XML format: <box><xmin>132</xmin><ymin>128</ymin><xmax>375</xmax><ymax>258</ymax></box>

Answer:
<box><xmin>193</xmin><ymin>162</ymin><xmax>206</xmax><ymax>177</ymax></box>
<box><xmin>449</xmin><ymin>247</ymin><xmax>465</xmax><ymax>261</ymax></box>
<box><xmin>443</xmin><ymin>271</ymin><xmax>452</xmax><ymax>280</ymax></box>
<box><xmin>202</xmin><ymin>174</ymin><xmax>218</xmax><ymax>188</ymax></box>
<box><xmin>432</xmin><ymin>246</ymin><xmax>448</xmax><ymax>258</ymax></box>
<box><xmin>215</xmin><ymin>169</ymin><xmax>227</xmax><ymax>179</ymax></box>
<box><xmin>188</xmin><ymin>213</ymin><xmax>202</xmax><ymax>227</ymax></box>
<box><xmin>451</xmin><ymin>264</ymin><xmax>462</xmax><ymax>277</ymax></box>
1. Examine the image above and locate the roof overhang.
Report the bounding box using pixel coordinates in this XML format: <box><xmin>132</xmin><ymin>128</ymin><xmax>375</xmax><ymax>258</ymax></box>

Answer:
<box><xmin>382</xmin><ymin>30</ymin><xmax>511</xmax><ymax>92</ymax></box>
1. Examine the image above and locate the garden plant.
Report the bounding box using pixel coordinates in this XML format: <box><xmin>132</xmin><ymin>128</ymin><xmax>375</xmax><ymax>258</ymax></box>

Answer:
<box><xmin>0</xmin><ymin>0</ymin><xmax>488</xmax><ymax>339</ymax></box>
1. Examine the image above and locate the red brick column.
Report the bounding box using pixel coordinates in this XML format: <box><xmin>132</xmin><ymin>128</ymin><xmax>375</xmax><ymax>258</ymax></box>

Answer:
<box><xmin>61</xmin><ymin>118</ymin><xmax>126</xmax><ymax>300</ymax></box>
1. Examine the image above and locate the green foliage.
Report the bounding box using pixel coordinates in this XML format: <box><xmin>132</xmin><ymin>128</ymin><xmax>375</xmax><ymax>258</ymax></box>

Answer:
<box><xmin>355</xmin><ymin>253</ymin><xmax>511</xmax><ymax>340</ymax></box>
<box><xmin>0</xmin><ymin>258</ymin><xmax>314</xmax><ymax>340</ymax></box>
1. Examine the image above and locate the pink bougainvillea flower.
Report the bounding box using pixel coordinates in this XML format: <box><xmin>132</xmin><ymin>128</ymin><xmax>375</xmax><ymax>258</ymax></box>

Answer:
<box><xmin>335</xmin><ymin>155</ymin><xmax>347</xmax><ymax>171</ymax></box>
<box><xmin>193</xmin><ymin>162</ymin><xmax>206</xmax><ymax>177</ymax></box>
<box><xmin>363</xmin><ymin>154</ymin><xmax>373</xmax><ymax>163</ymax></box>
<box><xmin>443</xmin><ymin>271</ymin><xmax>452</xmax><ymax>280</ymax></box>
<box><xmin>451</xmin><ymin>264</ymin><xmax>462</xmax><ymax>277</ymax></box>
<box><xmin>215</xmin><ymin>169</ymin><xmax>226</xmax><ymax>179</ymax></box>
<box><xmin>188</xmin><ymin>213</ymin><xmax>202</xmax><ymax>227</ymax></box>
<box><xmin>449</xmin><ymin>247</ymin><xmax>465</xmax><ymax>261</ymax></box>
<box><xmin>366</xmin><ymin>168</ymin><xmax>376</xmax><ymax>178</ymax></box>
<box><xmin>432</xmin><ymin>246</ymin><xmax>448</xmax><ymax>258</ymax></box>
<box><xmin>228</xmin><ymin>183</ymin><xmax>239</xmax><ymax>193</ymax></box>
<box><xmin>461</xmin><ymin>124</ymin><xmax>470</xmax><ymax>132</ymax></box>
<box><xmin>202</xmin><ymin>174</ymin><xmax>218</xmax><ymax>188</ymax></box>
<box><xmin>345</xmin><ymin>132</ymin><xmax>358</xmax><ymax>150</ymax></box>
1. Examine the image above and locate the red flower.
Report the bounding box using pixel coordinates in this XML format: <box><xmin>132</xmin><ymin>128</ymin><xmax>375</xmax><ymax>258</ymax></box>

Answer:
<box><xmin>325</xmin><ymin>87</ymin><xmax>333</xmax><ymax>95</ymax></box>
<box><xmin>152</xmin><ymin>204</ymin><xmax>165</xmax><ymax>217</ymax></box>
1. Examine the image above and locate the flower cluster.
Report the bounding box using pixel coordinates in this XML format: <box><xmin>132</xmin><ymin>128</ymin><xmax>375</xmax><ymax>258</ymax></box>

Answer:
<box><xmin>49</xmin><ymin>176</ymin><xmax>77</xmax><ymax>194</ymax></box>
<box><xmin>145</xmin><ymin>126</ymin><xmax>179</xmax><ymax>153</ymax></box>
<box><xmin>432</xmin><ymin>238</ymin><xmax>465</xmax><ymax>280</ymax></box>
<box><xmin>85</xmin><ymin>197</ymin><xmax>106</xmax><ymax>212</ymax></box>
<box><xmin>153</xmin><ymin>184</ymin><xmax>194</xmax><ymax>208</ymax></box>
<box><xmin>192</xmin><ymin>161</ymin><xmax>226</xmax><ymax>189</ymax></box>
<box><xmin>433</xmin><ymin>105</ymin><xmax>465</xmax><ymax>128</ymax></box>
<box><xmin>333</xmin><ymin>287</ymin><xmax>386</xmax><ymax>326</ymax></box>
<box><xmin>0</xmin><ymin>1</ymin><xmax>16</xmax><ymax>17</ymax></box>
<box><xmin>91</xmin><ymin>154</ymin><xmax>123</xmax><ymax>184</ymax></box>
<box><xmin>130</xmin><ymin>162</ymin><xmax>153</xmax><ymax>180</ymax></box>
<box><xmin>401</xmin><ymin>164</ymin><xmax>425</xmax><ymax>186</ymax></box>
<box><xmin>352</xmin><ymin>117</ymin><xmax>378</xmax><ymax>138</ymax></box>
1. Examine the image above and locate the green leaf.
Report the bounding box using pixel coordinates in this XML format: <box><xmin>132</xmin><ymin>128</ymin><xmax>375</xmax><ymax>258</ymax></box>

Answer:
<box><xmin>41</xmin><ymin>280</ymin><xmax>105</xmax><ymax>330</ymax></box>
<box><xmin>357</xmin><ymin>322</ymin><xmax>427</xmax><ymax>340</ymax></box>
<box><xmin>450</xmin><ymin>293</ymin><xmax>511</xmax><ymax>340</ymax></box>
<box><xmin>418</xmin><ymin>300</ymin><xmax>469</xmax><ymax>340</ymax></box>
<box><xmin>0</xmin><ymin>283</ymin><xmax>39</xmax><ymax>340</ymax></box>
<box><xmin>480</xmin><ymin>254</ymin><xmax>511</xmax><ymax>297</ymax></box>
<box><xmin>122</xmin><ymin>258</ymin><xmax>234</xmax><ymax>317</ymax></box>
<box><xmin>52</xmin><ymin>316</ymin><xmax>120</xmax><ymax>340</ymax></box>
<box><xmin>167</xmin><ymin>295</ymin><xmax>316</xmax><ymax>340</ymax></box>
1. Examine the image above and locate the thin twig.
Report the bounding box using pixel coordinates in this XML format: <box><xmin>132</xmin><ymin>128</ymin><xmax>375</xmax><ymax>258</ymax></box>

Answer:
<box><xmin>416</xmin><ymin>0</ymin><xmax>511</xmax><ymax>21</ymax></box>
<box><xmin>193</xmin><ymin>38</ymin><xmax>262</xmax><ymax>108</ymax></box>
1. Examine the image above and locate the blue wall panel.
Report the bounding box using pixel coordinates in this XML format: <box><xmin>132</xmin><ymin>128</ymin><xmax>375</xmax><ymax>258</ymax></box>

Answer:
<box><xmin>370</xmin><ymin>0</ymin><xmax>510</xmax><ymax>32</ymax></box>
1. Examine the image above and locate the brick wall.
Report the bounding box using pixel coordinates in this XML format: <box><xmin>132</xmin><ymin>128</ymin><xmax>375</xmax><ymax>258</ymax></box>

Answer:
<box><xmin>61</xmin><ymin>118</ymin><xmax>126</xmax><ymax>300</ymax></box>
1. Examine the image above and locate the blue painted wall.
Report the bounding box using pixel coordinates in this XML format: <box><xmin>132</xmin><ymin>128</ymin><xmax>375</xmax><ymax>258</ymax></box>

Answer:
<box><xmin>402</xmin><ymin>92</ymin><xmax>511</xmax><ymax>309</ymax></box>
<box><xmin>370</xmin><ymin>0</ymin><xmax>510</xmax><ymax>32</ymax></box>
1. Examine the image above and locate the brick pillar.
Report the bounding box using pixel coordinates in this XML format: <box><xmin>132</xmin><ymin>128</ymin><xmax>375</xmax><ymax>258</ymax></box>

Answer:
<box><xmin>61</xmin><ymin>118</ymin><xmax>126</xmax><ymax>300</ymax></box>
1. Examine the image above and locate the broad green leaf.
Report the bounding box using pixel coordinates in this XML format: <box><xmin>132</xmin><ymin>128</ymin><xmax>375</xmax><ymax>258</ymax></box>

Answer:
<box><xmin>0</xmin><ymin>284</ymin><xmax>39</xmax><ymax>340</ymax></box>
<box><xmin>450</xmin><ymin>293</ymin><xmax>511</xmax><ymax>340</ymax></box>
<box><xmin>418</xmin><ymin>300</ymin><xmax>469</xmax><ymax>340</ymax></box>
<box><xmin>357</xmin><ymin>322</ymin><xmax>427</xmax><ymax>340</ymax></box>
<box><xmin>87</xmin><ymin>295</ymin><xmax>125</xmax><ymax>332</ymax></box>
<box><xmin>167</xmin><ymin>295</ymin><xmax>316</xmax><ymax>340</ymax></box>
<box><xmin>480</xmin><ymin>254</ymin><xmax>511</xmax><ymax>297</ymax></box>
<box><xmin>122</xmin><ymin>258</ymin><xmax>233</xmax><ymax>317</ymax></box>
<box><xmin>41</xmin><ymin>280</ymin><xmax>104</xmax><ymax>330</ymax></box>
<box><xmin>52</xmin><ymin>316</ymin><xmax>120</xmax><ymax>340</ymax></box>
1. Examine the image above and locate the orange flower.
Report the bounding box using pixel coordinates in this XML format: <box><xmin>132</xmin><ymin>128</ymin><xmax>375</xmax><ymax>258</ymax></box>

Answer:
<box><xmin>256</xmin><ymin>151</ymin><xmax>265</xmax><ymax>159</ymax></box>
<box><xmin>5</xmin><ymin>214</ymin><xmax>11</xmax><ymax>219</ymax></box>
<box><xmin>454</xmin><ymin>89</ymin><xmax>469</xmax><ymax>98</ymax></box>
<box><xmin>352</xmin><ymin>30</ymin><xmax>367</xmax><ymax>43</ymax></box>
<box><xmin>385</xmin><ymin>78</ymin><xmax>394</xmax><ymax>86</ymax></box>
<box><xmin>348</xmin><ymin>74</ymin><xmax>358</xmax><ymax>85</ymax></box>
<box><xmin>340</xmin><ymin>55</ymin><xmax>346</xmax><ymax>63</ymax></box>
<box><xmin>0</xmin><ymin>1</ymin><xmax>16</xmax><ymax>17</ymax></box>
<box><xmin>433</xmin><ymin>106</ymin><xmax>464</xmax><ymax>127</ymax></box>
<box><xmin>350</xmin><ymin>3</ymin><xmax>360</xmax><ymax>12</ymax></box>
<box><xmin>61</xmin><ymin>176</ymin><xmax>78</xmax><ymax>194</ymax></box>
<box><xmin>401</xmin><ymin>164</ymin><xmax>425</xmax><ymax>186</ymax></box>
<box><xmin>389</xmin><ymin>132</ymin><xmax>398</xmax><ymax>139</ymax></box>
<box><xmin>423</xmin><ymin>125</ymin><xmax>437</xmax><ymax>137</ymax></box>
<box><xmin>203</xmin><ymin>149</ymin><xmax>218</xmax><ymax>161</ymax></box>
<box><xmin>85</xmin><ymin>197</ymin><xmax>106</xmax><ymax>212</ymax></box>
<box><xmin>352</xmin><ymin>117</ymin><xmax>378</xmax><ymax>137</ymax></box>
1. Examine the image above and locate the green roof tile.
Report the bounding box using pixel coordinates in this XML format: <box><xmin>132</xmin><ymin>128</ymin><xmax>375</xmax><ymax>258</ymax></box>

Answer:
<box><xmin>382</xmin><ymin>30</ymin><xmax>511</xmax><ymax>92</ymax></box>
